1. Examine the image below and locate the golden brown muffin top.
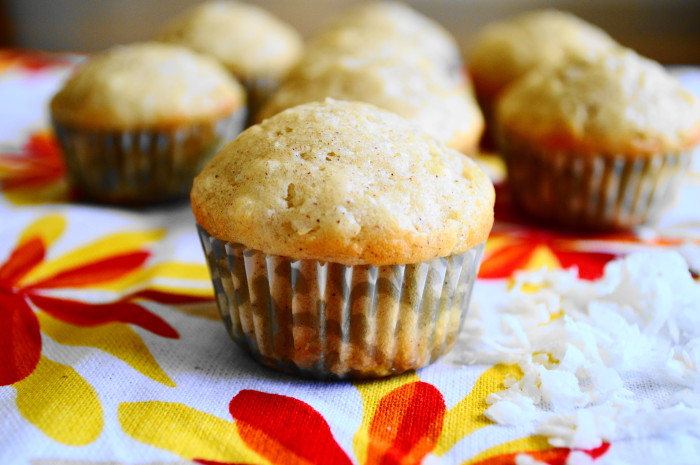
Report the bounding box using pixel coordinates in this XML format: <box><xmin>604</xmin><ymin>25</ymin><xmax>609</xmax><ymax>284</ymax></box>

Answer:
<box><xmin>496</xmin><ymin>49</ymin><xmax>700</xmax><ymax>156</ymax></box>
<box><xmin>192</xmin><ymin>100</ymin><xmax>494</xmax><ymax>266</ymax></box>
<box><xmin>469</xmin><ymin>9</ymin><xmax>619</xmax><ymax>98</ymax></box>
<box><xmin>155</xmin><ymin>0</ymin><xmax>303</xmax><ymax>81</ymax></box>
<box><xmin>50</xmin><ymin>43</ymin><xmax>244</xmax><ymax>130</ymax></box>
<box><xmin>257</xmin><ymin>56</ymin><xmax>484</xmax><ymax>154</ymax></box>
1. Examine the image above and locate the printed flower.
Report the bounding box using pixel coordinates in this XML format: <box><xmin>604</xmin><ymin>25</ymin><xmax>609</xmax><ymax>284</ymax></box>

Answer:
<box><xmin>482</xmin><ymin>179</ymin><xmax>697</xmax><ymax>280</ymax></box>
<box><xmin>0</xmin><ymin>129</ymin><xmax>70</xmax><ymax>204</ymax></box>
<box><xmin>480</xmin><ymin>222</ymin><xmax>694</xmax><ymax>281</ymax></box>
<box><xmin>1</xmin><ymin>214</ymin><xmax>212</xmax><ymax>444</ymax></box>
<box><xmin>480</xmin><ymin>228</ymin><xmax>620</xmax><ymax>281</ymax></box>
<box><xmin>119</xmin><ymin>368</ymin><xmax>609</xmax><ymax>464</ymax></box>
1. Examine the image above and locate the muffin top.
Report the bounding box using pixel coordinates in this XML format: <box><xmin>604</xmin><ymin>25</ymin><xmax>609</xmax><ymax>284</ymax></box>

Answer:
<box><xmin>496</xmin><ymin>49</ymin><xmax>700</xmax><ymax>156</ymax></box>
<box><xmin>301</xmin><ymin>27</ymin><xmax>459</xmax><ymax>83</ymax></box>
<box><xmin>50</xmin><ymin>43</ymin><xmax>244</xmax><ymax>130</ymax></box>
<box><xmin>469</xmin><ymin>9</ymin><xmax>618</xmax><ymax>99</ymax></box>
<box><xmin>155</xmin><ymin>0</ymin><xmax>303</xmax><ymax>81</ymax></box>
<box><xmin>258</xmin><ymin>57</ymin><xmax>484</xmax><ymax>153</ymax></box>
<box><xmin>318</xmin><ymin>1</ymin><xmax>462</xmax><ymax>76</ymax></box>
<box><xmin>192</xmin><ymin>99</ymin><xmax>494</xmax><ymax>266</ymax></box>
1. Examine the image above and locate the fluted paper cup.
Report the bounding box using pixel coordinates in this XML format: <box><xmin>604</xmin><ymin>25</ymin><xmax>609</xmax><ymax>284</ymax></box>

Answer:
<box><xmin>53</xmin><ymin>109</ymin><xmax>246</xmax><ymax>205</ymax></box>
<box><xmin>499</xmin><ymin>135</ymin><xmax>691</xmax><ymax>230</ymax></box>
<box><xmin>197</xmin><ymin>226</ymin><xmax>485</xmax><ymax>380</ymax></box>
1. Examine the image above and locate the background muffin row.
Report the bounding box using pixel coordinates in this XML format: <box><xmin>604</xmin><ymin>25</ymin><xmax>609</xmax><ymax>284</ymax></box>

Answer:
<box><xmin>50</xmin><ymin>1</ymin><xmax>303</xmax><ymax>204</ymax></box>
<box><xmin>468</xmin><ymin>9</ymin><xmax>700</xmax><ymax>230</ymax></box>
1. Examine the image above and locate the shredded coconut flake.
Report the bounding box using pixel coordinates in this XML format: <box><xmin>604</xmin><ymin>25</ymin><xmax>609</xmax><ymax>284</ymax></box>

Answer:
<box><xmin>447</xmin><ymin>250</ymin><xmax>700</xmax><ymax>449</ymax></box>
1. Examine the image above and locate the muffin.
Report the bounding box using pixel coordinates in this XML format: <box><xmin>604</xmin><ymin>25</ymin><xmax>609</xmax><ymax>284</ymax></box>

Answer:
<box><xmin>155</xmin><ymin>0</ymin><xmax>303</xmax><ymax>116</ymax></box>
<box><xmin>258</xmin><ymin>56</ymin><xmax>484</xmax><ymax>154</ymax></box>
<box><xmin>192</xmin><ymin>99</ymin><xmax>495</xmax><ymax>379</ymax></box>
<box><xmin>312</xmin><ymin>1</ymin><xmax>463</xmax><ymax>81</ymax></box>
<box><xmin>495</xmin><ymin>49</ymin><xmax>700</xmax><ymax>230</ymax></box>
<box><xmin>469</xmin><ymin>9</ymin><xmax>619</xmax><ymax>135</ymax></box>
<box><xmin>50</xmin><ymin>42</ymin><xmax>246</xmax><ymax>205</ymax></box>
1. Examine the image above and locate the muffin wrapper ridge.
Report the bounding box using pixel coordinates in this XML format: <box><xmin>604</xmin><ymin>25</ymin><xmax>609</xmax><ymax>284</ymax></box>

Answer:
<box><xmin>197</xmin><ymin>226</ymin><xmax>485</xmax><ymax>380</ymax></box>
<box><xmin>53</xmin><ymin>109</ymin><xmax>246</xmax><ymax>205</ymax></box>
<box><xmin>499</xmin><ymin>136</ymin><xmax>692</xmax><ymax>230</ymax></box>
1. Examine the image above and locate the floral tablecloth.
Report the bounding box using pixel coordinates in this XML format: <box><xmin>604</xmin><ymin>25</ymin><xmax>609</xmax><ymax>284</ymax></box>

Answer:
<box><xmin>1</xmin><ymin>50</ymin><xmax>699</xmax><ymax>465</ymax></box>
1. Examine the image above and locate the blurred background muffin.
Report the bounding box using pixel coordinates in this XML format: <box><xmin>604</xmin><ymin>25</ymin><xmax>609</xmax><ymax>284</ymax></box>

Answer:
<box><xmin>192</xmin><ymin>99</ymin><xmax>495</xmax><ymax>379</ymax></box>
<box><xmin>495</xmin><ymin>48</ymin><xmax>700</xmax><ymax>230</ymax></box>
<box><xmin>468</xmin><ymin>9</ymin><xmax>620</xmax><ymax>142</ymax></box>
<box><xmin>312</xmin><ymin>1</ymin><xmax>463</xmax><ymax>80</ymax></box>
<box><xmin>155</xmin><ymin>0</ymin><xmax>303</xmax><ymax>119</ymax></box>
<box><xmin>259</xmin><ymin>56</ymin><xmax>484</xmax><ymax>154</ymax></box>
<box><xmin>258</xmin><ymin>2</ymin><xmax>484</xmax><ymax>154</ymax></box>
<box><xmin>6</xmin><ymin>1</ymin><xmax>697</xmax><ymax>67</ymax></box>
<box><xmin>51</xmin><ymin>42</ymin><xmax>246</xmax><ymax>205</ymax></box>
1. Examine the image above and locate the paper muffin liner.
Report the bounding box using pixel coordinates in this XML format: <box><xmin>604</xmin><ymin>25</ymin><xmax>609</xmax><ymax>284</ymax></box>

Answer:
<box><xmin>197</xmin><ymin>226</ymin><xmax>485</xmax><ymax>380</ymax></box>
<box><xmin>243</xmin><ymin>77</ymin><xmax>279</xmax><ymax>126</ymax></box>
<box><xmin>499</xmin><ymin>134</ymin><xmax>692</xmax><ymax>230</ymax></box>
<box><xmin>53</xmin><ymin>109</ymin><xmax>246</xmax><ymax>205</ymax></box>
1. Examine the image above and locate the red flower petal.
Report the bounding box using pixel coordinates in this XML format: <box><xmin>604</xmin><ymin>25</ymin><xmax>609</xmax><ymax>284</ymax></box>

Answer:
<box><xmin>554</xmin><ymin>251</ymin><xmax>617</xmax><ymax>281</ymax></box>
<box><xmin>0</xmin><ymin>293</ymin><xmax>41</xmax><ymax>385</ymax></box>
<box><xmin>365</xmin><ymin>381</ymin><xmax>446</xmax><ymax>465</ymax></box>
<box><xmin>230</xmin><ymin>390</ymin><xmax>352</xmax><ymax>465</ymax></box>
<box><xmin>28</xmin><ymin>294</ymin><xmax>178</xmax><ymax>339</ymax></box>
<box><xmin>128</xmin><ymin>288</ymin><xmax>213</xmax><ymax>305</ymax></box>
<box><xmin>0</xmin><ymin>237</ymin><xmax>45</xmax><ymax>287</ymax></box>
<box><xmin>25</xmin><ymin>251</ymin><xmax>150</xmax><ymax>290</ymax></box>
<box><xmin>0</xmin><ymin>132</ymin><xmax>65</xmax><ymax>190</ymax></box>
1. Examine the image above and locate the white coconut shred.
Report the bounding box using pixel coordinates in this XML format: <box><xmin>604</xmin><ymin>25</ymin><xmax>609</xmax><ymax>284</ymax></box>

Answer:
<box><xmin>446</xmin><ymin>250</ymin><xmax>700</xmax><ymax>459</ymax></box>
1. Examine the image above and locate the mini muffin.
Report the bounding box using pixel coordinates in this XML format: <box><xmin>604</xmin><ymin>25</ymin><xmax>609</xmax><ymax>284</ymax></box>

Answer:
<box><xmin>313</xmin><ymin>1</ymin><xmax>463</xmax><ymax>81</ymax></box>
<box><xmin>155</xmin><ymin>0</ymin><xmax>303</xmax><ymax>115</ymax></box>
<box><xmin>258</xmin><ymin>56</ymin><xmax>484</xmax><ymax>154</ymax></box>
<box><xmin>50</xmin><ymin>42</ymin><xmax>246</xmax><ymax>205</ymax></box>
<box><xmin>469</xmin><ymin>9</ymin><xmax>619</xmax><ymax>135</ymax></box>
<box><xmin>495</xmin><ymin>49</ymin><xmax>700</xmax><ymax>230</ymax></box>
<box><xmin>192</xmin><ymin>99</ymin><xmax>495</xmax><ymax>379</ymax></box>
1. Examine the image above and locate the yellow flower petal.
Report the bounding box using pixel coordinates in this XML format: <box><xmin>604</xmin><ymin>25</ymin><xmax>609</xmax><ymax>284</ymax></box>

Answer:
<box><xmin>119</xmin><ymin>401</ymin><xmax>264</xmax><ymax>463</ymax></box>
<box><xmin>435</xmin><ymin>364</ymin><xmax>523</xmax><ymax>456</ymax></box>
<box><xmin>4</xmin><ymin>181</ymin><xmax>70</xmax><ymax>206</ymax></box>
<box><xmin>148</xmin><ymin>262</ymin><xmax>211</xmax><ymax>281</ymax></box>
<box><xmin>18</xmin><ymin>214</ymin><xmax>66</xmax><ymax>248</ymax></box>
<box><xmin>352</xmin><ymin>372</ymin><xmax>419</xmax><ymax>464</ymax></box>
<box><xmin>461</xmin><ymin>435</ymin><xmax>552</xmax><ymax>465</ymax></box>
<box><xmin>21</xmin><ymin>230</ymin><xmax>165</xmax><ymax>288</ymax></box>
<box><xmin>13</xmin><ymin>356</ymin><xmax>103</xmax><ymax>445</ymax></box>
<box><xmin>523</xmin><ymin>244</ymin><xmax>561</xmax><ymax>272</ymax></box>
<box><xmin>38</xmin><ymin>312</ymin><xmax>176</xmax><ymax>387</ymax></box>
<box><xmin>71</xmin><ymin>261</ymin><xmax>212</xmax><ymax>294</ymax></box>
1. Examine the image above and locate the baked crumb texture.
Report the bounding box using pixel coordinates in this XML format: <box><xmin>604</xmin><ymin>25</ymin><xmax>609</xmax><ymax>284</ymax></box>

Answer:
<box><xmin>192</xmin><ymin>100</ymin><xmax>494</xmax><ymax>265</ymax></box>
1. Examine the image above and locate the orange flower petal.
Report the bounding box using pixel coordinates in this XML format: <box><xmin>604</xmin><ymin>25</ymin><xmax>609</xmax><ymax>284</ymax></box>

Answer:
<box><xmin>479</xmin><ymin>242</ymin><xmax>533</xmax><ymax>279</ymax></box>
<box><xmin>365</xmin><ymin>381</ymin><xmax>446</xmax><ymax>465</ymax></box>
